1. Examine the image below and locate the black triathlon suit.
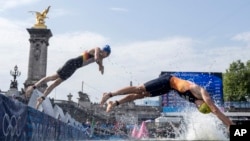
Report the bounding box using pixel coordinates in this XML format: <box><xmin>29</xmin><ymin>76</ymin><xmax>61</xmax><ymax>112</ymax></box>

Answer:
<box><xmin>144</xmin><ymin>73</ymin><xmax>198</xmax><ymax>103</ymax></box>
<box><xmin>57</xmin><ymin>53</ymin><xmax>94</xmax><ymax>80</ymax></box>
<box><xmin>144</xmin><ymin>73</ymin><xmax>173</xmax><ymax>97</ymax></box>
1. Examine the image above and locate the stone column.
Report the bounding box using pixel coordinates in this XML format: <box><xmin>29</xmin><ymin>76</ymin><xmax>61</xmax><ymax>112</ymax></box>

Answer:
<box><xmin>24</xmin><ymin>28</ymin><xmax>52</xmax><ymax>93</ymax></box>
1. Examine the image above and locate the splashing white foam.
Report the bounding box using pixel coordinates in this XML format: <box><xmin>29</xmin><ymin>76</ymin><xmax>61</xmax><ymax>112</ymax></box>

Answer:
<box><xmin>177</xmin><ymin>109</ymin><xmax>229</xmax><ymax>141</ymax></box>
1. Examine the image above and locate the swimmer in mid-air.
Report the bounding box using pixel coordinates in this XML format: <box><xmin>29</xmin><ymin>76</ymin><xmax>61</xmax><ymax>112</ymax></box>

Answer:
<box><xmin>100</xmin><ymin>73</ymin><xmax>234</xmax><ymax>129</ymax></box>
<box><xmin>26</xmin><ymin>45</ymin><xmax>111</xmax><ymax>109</ymax></box>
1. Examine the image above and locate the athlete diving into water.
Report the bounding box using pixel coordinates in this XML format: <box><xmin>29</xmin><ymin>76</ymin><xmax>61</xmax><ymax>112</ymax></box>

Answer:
<box><xmin>100</xmin><ymin>73</ymin><xmax>234</xmax><ymax>129</ymax></box>
<box><xmin>26</xmin><ymin>45</ymin><xmax>111</xmax><ymax>109</ymax></box>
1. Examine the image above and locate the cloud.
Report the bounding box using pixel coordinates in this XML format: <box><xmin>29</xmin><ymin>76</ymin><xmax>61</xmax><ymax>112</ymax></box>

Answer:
<box><xmin>0</xmin><ymin>0</ymin><xmax>38</xmax><ymax>11</ymax></box>
<box><xmin>0</xmin><ymin>17</ymin><xmax>29</xmax><ymax>46</ymax></box>
<box><xmin>110</xmin><ymin>7</ymin><xmax>128</xmax><ymax>12</ymax></box>
<box><xmin>110</xmin><ymin>37</ymin><xmax>196</xmax><ymax>74</ymax></box>
<box><xmin>232</xmin><ymin>32</ymin><xmax>250</xmax><ymax>42</ymax></box>
<box><xmin>0</xmin><ymin>17</ymin><xmax>30</xmax><ymax>94</ymax></box>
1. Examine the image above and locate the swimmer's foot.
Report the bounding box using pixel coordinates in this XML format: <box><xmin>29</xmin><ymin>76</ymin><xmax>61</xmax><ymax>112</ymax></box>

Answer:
<box><xmin>106</xmin><ymin>101</ymin><xmax>120</xmax><ymax>113</ymax></box>
<box><xmin>106</xmin><ymin>101</ymin><xmax>114</xmax><ymax>112</ymax></box>
<box><xmin>100</xmin><ymin>92</ymin><xmax>112</xmax><ymax>106</ymax></box>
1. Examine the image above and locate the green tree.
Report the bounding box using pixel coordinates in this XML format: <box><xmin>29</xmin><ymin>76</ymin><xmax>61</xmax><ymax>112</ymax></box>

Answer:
<box><xmin>223</xmin><ymin>60</ymin><xmax>250</xmax><ymax>101</ymax></box>
<box><xmin>246</xmin><ymin>60</ymin><xmax>250</xmax><ymax>100</ymax></box>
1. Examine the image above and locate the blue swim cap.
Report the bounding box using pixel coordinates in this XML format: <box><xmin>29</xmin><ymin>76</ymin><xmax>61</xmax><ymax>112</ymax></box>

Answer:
<box><xmin>102</xmin><ymin>44</ymin><xmax>111</xmax><ymax>55</ymax></box>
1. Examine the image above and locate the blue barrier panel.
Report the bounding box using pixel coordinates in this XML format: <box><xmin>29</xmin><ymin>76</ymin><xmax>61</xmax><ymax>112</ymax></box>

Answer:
<box><xmin>0</xmin><ymin>94</ymin><xmax>88</xmax><ymax>141</ymax></box>
<box><xmin>0</xmin><ymin>94</ymin><xmax>27</xmax><ymax>141</ymax></box>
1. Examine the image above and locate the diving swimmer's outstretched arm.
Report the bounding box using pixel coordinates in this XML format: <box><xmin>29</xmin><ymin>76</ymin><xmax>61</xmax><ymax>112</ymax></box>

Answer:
<box><xmin>94</xmin><ymin>47</ymin><xmax>104</xmax><ymax>74</ymax></box>
<box><xmin>190</xmin><ymin>84</ymin><xmax>235</xmax><ymax>129</ymax></box>
<box><xmin>88</xmin><ymin>47</ymin><xmax>104</xmax><ymax>74</ymax></box>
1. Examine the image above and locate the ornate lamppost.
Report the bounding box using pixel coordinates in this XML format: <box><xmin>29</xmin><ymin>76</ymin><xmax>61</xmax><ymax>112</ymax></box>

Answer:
<box><xmin>10</xmin><ymin>65</ymin><xmax>21</xmax><ymax>89</ymax></box>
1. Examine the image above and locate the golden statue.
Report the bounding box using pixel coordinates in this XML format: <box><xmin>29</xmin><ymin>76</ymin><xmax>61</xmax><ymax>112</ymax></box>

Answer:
<box><xmin>29</xmin><ymin>6</ymin><xmax>51</xmax><ymax>29</ymax></box>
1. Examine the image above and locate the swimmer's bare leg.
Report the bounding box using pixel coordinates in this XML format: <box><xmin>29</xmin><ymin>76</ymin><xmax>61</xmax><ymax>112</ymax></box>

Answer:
<box><xmin>106</xmin><ymin>93</ymin><xmax>149</xmax><ymax>112</ymax></box>
<box><xmin>100</xmin><ymin>85</ymin><xmax>146</xmax><ymax>105</ymax></box>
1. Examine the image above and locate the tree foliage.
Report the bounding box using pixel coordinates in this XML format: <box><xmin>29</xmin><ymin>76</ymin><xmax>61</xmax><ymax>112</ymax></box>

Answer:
<box><xmin>223</xmin><ymin>60</ymin><xmax>250</xmax><ymax>101</ymax></box>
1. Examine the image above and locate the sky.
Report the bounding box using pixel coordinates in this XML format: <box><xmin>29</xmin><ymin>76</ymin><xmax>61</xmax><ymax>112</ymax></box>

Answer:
<box><xmin>0</xmin><ymin>0</ymin><xmax>250</xmax><ymax>104</ymax></box>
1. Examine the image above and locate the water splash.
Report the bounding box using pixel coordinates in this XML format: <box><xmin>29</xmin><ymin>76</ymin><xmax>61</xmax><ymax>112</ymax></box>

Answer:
<box><xmin>177</xmin><ymin>109</ymin><xmax>229</xmax><ymax>140</ymax></box>
<box><xmin>93</xmin><ymin>104</ymin><xmax>229</xmax><ymax>140</ymax></box>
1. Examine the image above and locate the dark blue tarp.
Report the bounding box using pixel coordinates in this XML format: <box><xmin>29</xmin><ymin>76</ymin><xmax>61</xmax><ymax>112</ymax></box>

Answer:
<box><xmin>0</xmin><ymin>94</ymin><xmax>88</xmax><ymax>141</ymax></box>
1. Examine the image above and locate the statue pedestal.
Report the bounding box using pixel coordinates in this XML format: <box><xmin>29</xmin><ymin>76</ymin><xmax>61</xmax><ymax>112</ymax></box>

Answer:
<box><xmin>33</xmin><ymin>24</ymin><xmax>47</xmax><ymax>29</ymax></box>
